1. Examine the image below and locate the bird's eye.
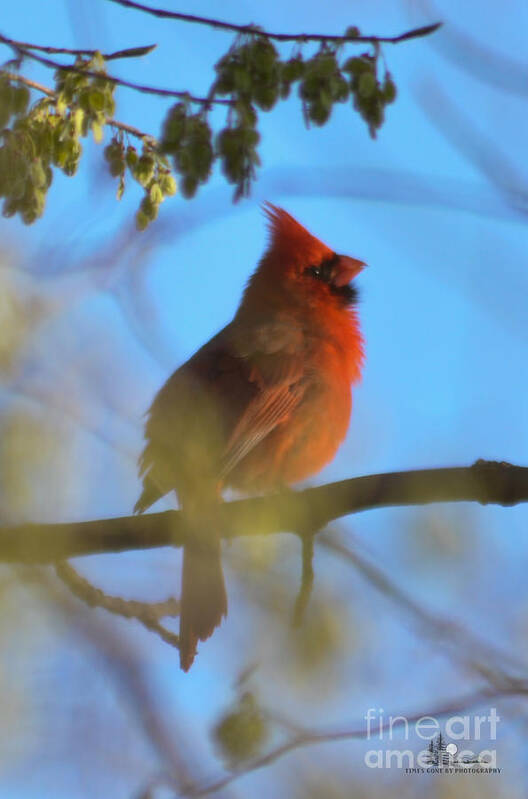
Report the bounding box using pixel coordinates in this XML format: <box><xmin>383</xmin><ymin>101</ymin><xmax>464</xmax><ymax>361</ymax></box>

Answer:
<box><xmin>306</xmin><ymin>260</ymin><xmax>335</xmax><ymax>282</ymax></box>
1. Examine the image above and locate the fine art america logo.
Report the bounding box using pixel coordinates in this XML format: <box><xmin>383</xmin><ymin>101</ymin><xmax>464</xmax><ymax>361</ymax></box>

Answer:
<box><xmin>363</xmin><ymin>708</ymin><xmax>501</xmax><ymax>774</ymax></box>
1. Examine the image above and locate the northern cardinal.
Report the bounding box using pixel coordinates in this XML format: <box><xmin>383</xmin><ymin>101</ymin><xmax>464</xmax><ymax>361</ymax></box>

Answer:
<box><xmin>135</xmin><ymin>204</ymin><xmax>365</xmax><ymax>671</ymax></box>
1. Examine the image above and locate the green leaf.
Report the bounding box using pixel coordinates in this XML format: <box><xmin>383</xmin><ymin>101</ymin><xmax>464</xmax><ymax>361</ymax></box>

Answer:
<box><xmin>21</xmin><ymin>207</ymin><xmax>38</xmax><ymax>225</ymax></box>
<box><xmin>382</xmin><ymin>74</ymin><xmax>397</xmax><ymax>103</ymax></box>
<box><xmin>104</xmin><ymin>140</ymin><xmax>119</xmax><ymax>162</ymax></box>
<box><xmin>342</xmin><ymin>56</ymin><xmax>371</xmax><ymax>76</ymax></box>
<box><xmin>12</xmin><ymin>86</ymin><xmax>30</xmax><ymax>116</ymax></box>
<box><xmin>109</xmin><ymin>158</ymin><xmax>124</xmax><ymax>177</ymax></box>
<box><xmin>63</xmin><ymin>157</ymin><xmax>79</xmax><ymax>176</ymax></box>
<box><xmin>140</xmin><ymin>194</ymin><xmax>158</xmax><ymax>220</ymax></box>
<box><xmin>149</xmin><ymin>182</ymin><xmax>163</xmax><ymax>204</ymax></box>
<box><xmin>88</xmin><ymin>90</ymin><xmax>106</xmax><ymax>113</ymax></box>
<box><xmin>135</xmin><ymin>153</ymin><xmax>155</xmax><ymax>186</ymax></box>
<box><xmin>135</xmin><ymin>209</ymin><xmax>149</xmax><ymax>231</ymax></box>
<box><xmin>254</xmin><ymin>85</ymin><xmax>278</xmax><ymax>111</ymax></box>
<box><xmin>116</xmin><ymin>174</ymin><xmax>125</xmax><ymax>200</ymax></box>
<box><xmin>125</xmin><ymin>145</ymin><xmax>138</xmax><ymax>168</ymax></box>
<box><xmin>71</xmin><ymin>107</ymin><xmax>85</xmax><ymax>137</ymax></box>
<box><xmin>181</xmin><ymin>174</ymin><xmax>198</xmax><ymax>198</ymax></box>
<box><xmin>0</xmin><ymin>104</ymin><xmax>11</xmax><ymax>130</ymax></box>
<box><xmin>30</xmin><ymin>161</ymin><xmax>47</xmax><ymax>189</ymax></box>
<box><xmin>358</xmin><ymin>72</ymin><xmax>376</xmax><ymax>98</ymax></box>
<box><xmin>2</xmin><ymin>196</ymin><xmax>19</xmax><ymax>218</ymax></box>
<box><xmin>91</xmin><ymin>120</ymin><xmax>103</xmax><ymax>143</ymax></box>
<box><xmin>159</xmin><ymin>172</ymin><xmax>177</xmax><ymax>196</ymax></box>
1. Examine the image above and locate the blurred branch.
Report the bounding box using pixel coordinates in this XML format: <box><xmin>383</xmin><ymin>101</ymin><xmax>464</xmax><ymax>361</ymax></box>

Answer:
<box><xmin>106</xmin><ymin>1</ymin><xmax>442</xmax><ymax>45</ymax></box>
<box><xmin>0</xmin><ymin>460</ymin><xmax>527</xmax><ymax>562</ymax></box>
<box><xmin>416</xmin><ymin>79</ymin><xmax>528</xmax><ymax>214</ymax></box>
<box><xmin>192</xmin><ymin>686</ymin><xmax>524</xmax><ymax>796</ymax></box>
<box><xmin>18</xmin><ymin>565</ymin><xmax>194</xmax><ymax>793</ymax></box>
<box><xmin>55</xmin><ymin>560</ymin><xmax>180</xmax><ymax>648</ymax></box>
<box><xmin>322</xmin><ymin>535</ymin><xmax>527</xmax><ymax>688</ymax></box>
<box><xmin>415</xmin><ymin>0</ymin><xmax>528</xmax><ymax>97</ymax></box>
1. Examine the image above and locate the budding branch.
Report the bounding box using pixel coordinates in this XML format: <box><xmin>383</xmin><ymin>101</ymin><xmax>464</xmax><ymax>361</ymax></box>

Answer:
<box><xmin>1</xmin><ymin>460</ymin><xmax>526</xmax><ymax>563</ymax></box>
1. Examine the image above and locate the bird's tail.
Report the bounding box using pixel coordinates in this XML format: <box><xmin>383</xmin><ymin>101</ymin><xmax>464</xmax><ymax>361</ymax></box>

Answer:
<box><xmin>179</xmin><ymin>534</ymin><xmax>227</xmax><ymax>672</ymax></box>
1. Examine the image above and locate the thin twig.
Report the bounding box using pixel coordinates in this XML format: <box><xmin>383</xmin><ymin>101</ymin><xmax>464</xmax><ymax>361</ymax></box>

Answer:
<box><xmin>4</xmin><ymin>71</ymin><xmax>54</xmax><ymax>96</ymax></box>
<box><xmin>106</xmin><ymin>1</ymin><xmax>442</xmax><ymax>45</ymax></box>
<box><xmin>292</xmin><ymin>532</ymin><xmax>314</xmax><ymax>627</ymax></box>
<box><xmin>55</xmin><ymin>560</ymin><xmax>180</xmax><ymax>649</ymax></box>
<box><xmin>107</xmin><ymin>118</ymin><xmax>154</xmax><ymax>139</ymax></box>
<box><xmin>0</xmin><ymin>33</ymin><xmax>156</xmax><ymax>61</ymax></box>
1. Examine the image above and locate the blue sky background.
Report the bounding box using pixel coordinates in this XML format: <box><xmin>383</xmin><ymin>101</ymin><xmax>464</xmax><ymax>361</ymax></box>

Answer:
<box><xmin>0</xmin><ymin>0</ymin><xmax>527</xmax><ymax>797</ymax></box>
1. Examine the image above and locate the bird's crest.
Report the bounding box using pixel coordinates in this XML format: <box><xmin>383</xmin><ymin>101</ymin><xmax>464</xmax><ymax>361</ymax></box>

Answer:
<box><xmin>262</xmin><ymin>202</ymin><xmax>334</xmax><ymax>267</ymax></box>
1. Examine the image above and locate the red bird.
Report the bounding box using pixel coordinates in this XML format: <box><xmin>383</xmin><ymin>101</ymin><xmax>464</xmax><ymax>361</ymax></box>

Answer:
<box><xmin>135</xmin><ymin>204</ymin><xmax>365</xmax><ymax>671</ymax></box>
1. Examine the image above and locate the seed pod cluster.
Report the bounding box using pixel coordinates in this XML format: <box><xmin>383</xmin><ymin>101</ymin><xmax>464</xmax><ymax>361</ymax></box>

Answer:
<box><xmin>279</xmin><ymin>56</ymin><xmax>305</xmax><ymax>99</ymax></box>
<box><xmin>104</xmin><ymin>137</ymin><xmax>125</xmax><ymax>178</ymax></box>
<box><xmin>299</xmin><ymin>50</ymin><xmax>349</xmax><ymax>126</ymax></box>
<box><xmin>0</xmin><ymin>96</ymin><xmax>55</xmax><ymax>223</ymax></box>
<box><xmin>212</xmin><ymin>693</ymin><xmax>269</xmax><ymax>767</ymax></box>
<box><xmin>343</xmin><ymin>54</ymin><xmax>397</xmax><ymax>138</ymax></box>
<box><xmin>0</xmin><ymin>56</ymin><xmax>118</xmax><ymax>225</ymax></box>
<box><xmin>127</xmin><ymin>142</ymin><xmax>176</xmax><ymax>231</ymax></box>
<box><xmin>0</xmin><ymin>79</ymin><xmax>51</xmax><ymax>223</ymax></box>
<box><xmin>216</xmin><ymin>104</ymin><xmax>261</xmax><ymax>201</ymax></box>
<box><xmin>215</xmin><ymin>38</ymin><xmax>280</xmax><ymax>111</ymax></box>
<box><xmin>201</xmin><ymin>33</ymin><xmax>399</xmax><ymax>197</ymax></box>
<box><xmin>108</xmin><ymin>137</ymin><xmax>177</xmax><ymax>231</ymax></box>
<box><xmin>161</xmin><ymin>103</ymin><xmax>213</xmax><ymax>199</ymax></box>
<box><xmin>213</xmin><ymin>38</ymin><xmax>284</xmax><ymax>198</ymax></box>
<box><xmin>55</xmin><ymin>53</ymin><xmax>116</xmax><ymax>143</ymax></box>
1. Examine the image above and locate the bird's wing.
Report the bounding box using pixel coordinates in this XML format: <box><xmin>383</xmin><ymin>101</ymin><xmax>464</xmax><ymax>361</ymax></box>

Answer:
<box><xmin>218</xmin><ymin>318</ymin><xmax>307</xmax><ymax>479</ymax></box>
<box><xmin>135</xmin><ymin>319</ymin><xmax>307</xmax><ymax>511</ymax></box>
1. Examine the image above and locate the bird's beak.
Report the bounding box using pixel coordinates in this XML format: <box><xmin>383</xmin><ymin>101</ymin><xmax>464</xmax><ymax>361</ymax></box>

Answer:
<box><xmin>333</xmin><ymin>255</ymin><xmax>367</xmax><ymax>287</ymax></box>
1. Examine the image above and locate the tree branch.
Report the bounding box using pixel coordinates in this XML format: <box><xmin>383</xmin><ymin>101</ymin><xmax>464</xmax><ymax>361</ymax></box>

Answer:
<box><xmin>1</xmin><ymin>460</ymin><xmax>527</xmax><ymax>563</ymax></box>
<box><xmin>106</xmin><ymin>1</ymin><xmax>441</xmax><ymax>45</ymax></box>
<box><xmin>55</xmin><ymin>561</ymin><xmax>180</xmax><ymax>648</ymax></box>
<box><xmin>0</xmin><ymin>33</ymin><xmax>233</xmax><ymax>106</ymax></box>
